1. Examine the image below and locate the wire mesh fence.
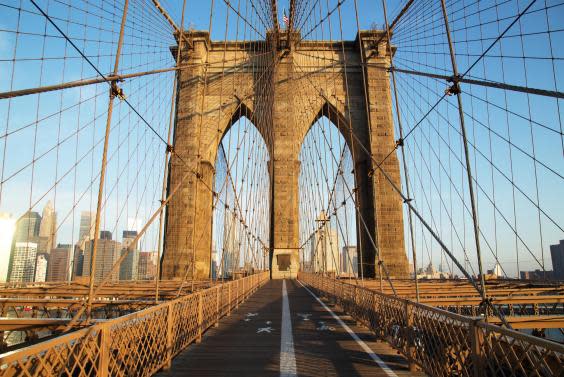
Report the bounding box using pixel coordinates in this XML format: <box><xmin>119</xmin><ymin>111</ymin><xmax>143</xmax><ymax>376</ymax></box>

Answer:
<box><xmin>0</xmin><ymin>271</ymin><xmax>269</xmax><ymax>377</ymax></box>
<box><xmin>299</xmin><ymin>272</ymin><xmax>564</xmax><ymax>377</ymax></box>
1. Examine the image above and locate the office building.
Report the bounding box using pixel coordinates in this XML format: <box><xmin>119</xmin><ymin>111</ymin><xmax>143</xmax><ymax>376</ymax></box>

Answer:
<box><xmin>7</xmin><ymin>211</ymin><xmax>41</xmax><ymax>281</ymax></box>
<box><xmin>72</xmin><ymin>244</ymin><xmax>84</xmax><ymax>279</ymax></box>
<box><xmin>78</xmin><ymin>211</ymin><xmax>95</xmax><ymax>242</ymax></box>
<box><xmin>486</xmin><ymin>263</ymin><xmax>503</xmax><ymax>278</ymax></box>
<box><xmin>0</xmin><ymin>213</ymin><xmax>15</xmax><ymax>282</ymax></box>
<box><xmin>38</xmin><ymin>200</ymin><xmax>56</xmax><ymax>253</ymax></box>
<box><xmin>8</xmin><ymin>242</ymin><xmax>38</xmax><ymax>282</ymax></box>
<box><xmin>82</xmin><ymin>232</ymin><xmax>121</xmax><ymax>282</ymax></box>
<box><xmin>550</xmin><ymin>240</ymin><xmax>564</xmax><ymax>281</ymax></box>
<box><xmin>222</xmin><ymin>212</ymin><xmax>240</xmax><ymax>277</ymax></box>
<box><xmin>34</xmin><ymin>253</ymin><xmax>48</xmax><ymax>282</ymax></box>
<box><xmin>211</xmin><ymin>240</ymin><xmax>219</xmax><ymax>279</ymax></box>
<box><xmin>312</xmin><ymin>211</ymin><xmax>340</xmax><ymax>273</ymax></box>
<box><xmin>11</xmin><ymin>211</ymin><xmax>41</xmax><ymax>243</ymax></box>
<box><xmin>119</xmin><ymin>230</ymin><xmax>139</xmax><ymax>280</ymax></box>
<box><xmin>138</xmin><ymin>251</ymin><xmax>157</xmax><ymax>280</ymax></box>
<box><xmin>47</xmin><ymin>244</ymin><xmax>72</xmax><ymax>281</ymax></box>
<box><xmin>520</xmin><ymin>269</ymin><xmax>553</xmax><ymax>280</ymax></box>
<box><xmin>342</xmin><ymin>246</ymin><xmax>358</xmax><ymax>276</ymax></box>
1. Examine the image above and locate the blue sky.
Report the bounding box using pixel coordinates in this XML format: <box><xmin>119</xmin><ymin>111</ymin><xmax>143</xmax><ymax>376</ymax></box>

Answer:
<box><xmin>0</xmin><ymin>0</ymin><xmax>562</xmax><ymax>279</ymax></box>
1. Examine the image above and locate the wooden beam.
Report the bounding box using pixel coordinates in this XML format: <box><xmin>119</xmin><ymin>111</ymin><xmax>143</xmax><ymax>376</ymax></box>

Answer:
<box><xmin>420</xmin><ymin>295</ymin><xmax>564</xmax><ymax>306</ymax></box>
<box><xmin>0</xmin><ymin>318</ymin><xmax>95</xmax><ymax>331</ymax></box>
<box><xmin>489</xmin><ymin>316</ymin><xmax>564</xmax><ymax>329</ymax></box>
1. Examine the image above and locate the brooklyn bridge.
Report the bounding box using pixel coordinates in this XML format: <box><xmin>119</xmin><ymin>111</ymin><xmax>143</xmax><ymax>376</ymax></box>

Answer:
<box><xmin>0</xmin><ymin>0</ymin><xmax>563</xmax><ymax>375</ymax></box>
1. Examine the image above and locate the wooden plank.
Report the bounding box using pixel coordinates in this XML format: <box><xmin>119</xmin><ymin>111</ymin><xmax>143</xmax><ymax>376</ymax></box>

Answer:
<box><xmin>158</xmin><ymin>280</ymin><xmax>422</xmax><ymax>376</ymax></box>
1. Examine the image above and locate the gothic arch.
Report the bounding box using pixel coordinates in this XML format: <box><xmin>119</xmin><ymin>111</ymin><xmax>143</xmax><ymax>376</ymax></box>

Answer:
<box><xmin>299</xmin><ymin>101</ymin><xmax>354</xmax><ymax>156</ymax></box>
<box><xmin>214</xmin><ymin>101</ymin><xmax>271</xmax><ymax>161</ymax></box>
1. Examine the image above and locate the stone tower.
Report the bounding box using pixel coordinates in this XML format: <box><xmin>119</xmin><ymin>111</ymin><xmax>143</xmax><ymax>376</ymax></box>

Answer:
<box><xmin>161</xmin><ymin>30</ymin><xmax>409</xmax><ymax>280</ymax></box>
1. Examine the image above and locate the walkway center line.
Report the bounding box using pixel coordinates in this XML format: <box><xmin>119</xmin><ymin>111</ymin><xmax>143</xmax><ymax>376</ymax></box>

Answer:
<box><xmin>297</xmin><ymin>280</ymin><xmax>399</xmax><ymax>377</ymax></box>
<box><xmin>281</xmin><ymin>280</ymin><xmax>297</xmax><ymax>377</ymax></box>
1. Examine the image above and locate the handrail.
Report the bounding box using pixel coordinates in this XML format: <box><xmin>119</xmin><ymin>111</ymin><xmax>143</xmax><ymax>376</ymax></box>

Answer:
<box><xmin>0</xmin><ymin>272</ymin><xmax>269</xmax><ymax>376</ymax></box>
<box><xmin>298</xmin><ymin>272</ymin><xmax>564</xmax><ymax>377</ymax></box>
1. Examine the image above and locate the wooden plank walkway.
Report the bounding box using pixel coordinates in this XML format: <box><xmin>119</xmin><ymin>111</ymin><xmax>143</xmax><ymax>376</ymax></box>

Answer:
<box><xmin>158</xmin><ymin>279</ymin><xmax>424</xmax><ymax>377</ymax></box>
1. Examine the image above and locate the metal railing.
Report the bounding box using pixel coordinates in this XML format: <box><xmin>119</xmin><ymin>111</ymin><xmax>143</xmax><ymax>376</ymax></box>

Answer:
<box><xmin>0</xmin><ymin>272</ymin><xmax>269</xmax><ymax>376</ymax></box>
<box><xmin>299</xmin><ymin>272</ymin><xmax>564</xmax><ymax>377</ymax></box>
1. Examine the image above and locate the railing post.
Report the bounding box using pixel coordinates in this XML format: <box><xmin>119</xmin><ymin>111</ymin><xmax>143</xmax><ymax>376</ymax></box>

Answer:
<box><xmin>196</xmin><ymin>292</ymin><xmax>203</xmax><ymax>343</ymax></box>
<box><xmin>215</xmin><ymin>285</ymin><xmax>220</xmax><ymax>327</ymax></box>
<box><xmin>236</xmin><ymin>280</ymin><xmax>240</xmax><ymax>309</ymax></box>
<box><xmin>372</xmin><ymin>292</ymin><xmax>379</xmax><ymax>334</ymax></box>
<box><xmin>469</xmin><ymin>319</ymin><xmax>484</xmax><ymax>377</ymax></box>
<box><xmin>228</xmin><ymin>282</ymin><xmax>232</xmax><ymax>316</ymax></box>
<box><xmin>98</xmin><ymin>323</ymin><xmax>110</xmax><ymax>377</ymax></box>
<box><xmin>165</xmin><ymin>301</ymin><xmax>173</xmax><ymax>369</ymax></box>
<box><xmin>405</xmin><ymin>301</ymin><xmax>417</xmax><ymax>372</ymax></box>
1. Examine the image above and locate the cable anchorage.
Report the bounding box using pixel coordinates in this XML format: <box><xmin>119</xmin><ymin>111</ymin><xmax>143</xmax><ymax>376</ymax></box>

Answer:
<box><xmin>110</xmin><ymin>80</ymin><xmax>126</xmax><ymax>100</ymax></box>
<box><xmin>395</xmin><ymin>138</ymin><xmax>404</xmax><ymax>148</ymax></box>
<box><xmin>445</xmin><ymin>74</ymin><xmax>462</xmax><ymax>96</ymax></box>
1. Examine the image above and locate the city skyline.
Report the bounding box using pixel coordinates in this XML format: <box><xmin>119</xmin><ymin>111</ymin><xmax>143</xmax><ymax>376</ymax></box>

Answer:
<box><xmin>0</xmin><ymin>200</ymin><xmax>159</xmax><ymax>282</ymax></box>
<box><xmin>2</xmin><ymin>199</ymin><xmax>562</xmax><ymax>282</ymax></box>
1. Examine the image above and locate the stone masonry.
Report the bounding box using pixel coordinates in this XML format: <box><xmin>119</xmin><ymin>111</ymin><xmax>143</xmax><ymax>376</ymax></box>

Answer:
<box><xmin>161</xmin><ymin>30</ymin><xmax>409</xmax><ymax>280</ymax></box>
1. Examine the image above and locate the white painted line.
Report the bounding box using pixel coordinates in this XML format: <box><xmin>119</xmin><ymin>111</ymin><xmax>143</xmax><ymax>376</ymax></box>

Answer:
<box><xmin>280</xmin><ymin>280</ymin><xmax>297</xmax><ymax>377</ymax></box>
<box><xmin>297</xmin><ymin>280</ymin><xmax>398</xmax><ymax>377</ymax></box>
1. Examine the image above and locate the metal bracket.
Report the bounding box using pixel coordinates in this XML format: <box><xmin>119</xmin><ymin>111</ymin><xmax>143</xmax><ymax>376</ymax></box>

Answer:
<box><xmin>395</xmin><ymin>138</ymin><xmax>404</xmax><ymax>148</ymax></box>
<box><xmin>445</xmin><ymin>75</ymin><xmax>462</xmax><ymax>96</ymax></box>
<box><xmin>110</xmin><ymin>81</ymin><xmax>126</xmax><ymax>100</ymax></box>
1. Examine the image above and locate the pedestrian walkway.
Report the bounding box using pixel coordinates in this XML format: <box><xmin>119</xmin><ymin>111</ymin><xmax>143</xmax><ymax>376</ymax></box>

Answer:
<box><xmin>158</xmin><ymin>279</ymin><xmax>422</xmax><ymax>376</ymax></box>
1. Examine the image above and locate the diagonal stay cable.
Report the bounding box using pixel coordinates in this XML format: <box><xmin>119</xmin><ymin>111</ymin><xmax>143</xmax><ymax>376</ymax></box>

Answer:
<box><xmin>29</xmin><ymin>0</ymin><xmax>171</xmax><ymax>149</ymax></box>
<box><xmin>370</xmin><ymin>0</ymin><xmax>539</xmax><ymax>179</ymax></box>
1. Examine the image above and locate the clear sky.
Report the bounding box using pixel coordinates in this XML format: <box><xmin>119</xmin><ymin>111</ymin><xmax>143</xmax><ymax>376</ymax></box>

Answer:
<box><xmin>0</xmin><ymin>0</ymin><xmax>562</xmax><ymax>280</ymax></box>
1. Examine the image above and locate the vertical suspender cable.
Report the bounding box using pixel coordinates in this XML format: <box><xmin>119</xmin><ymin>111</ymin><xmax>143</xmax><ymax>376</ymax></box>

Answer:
<box><xmin>381</xmin><ymin>0</ymin><xmax>420</xmax><ymax>302</ymax></box>
<box><xmin>439</xmin><ymin>0</ymin><xmax>487</xmax><ymax>310</ymax></box>
<box><xmin>84</xmin><ymin>0</ymin><xmax>130</xmax><ymax>320</ymax></box>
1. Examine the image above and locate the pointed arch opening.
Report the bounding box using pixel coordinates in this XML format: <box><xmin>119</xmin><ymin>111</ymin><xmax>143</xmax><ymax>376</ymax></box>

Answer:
<box><xmin>211</xmin><ymin>114</ymin><xmax>270</xmax><ymax>279</ymax></box>
<box><xmin>298</xmin><ymin>115</ymin><xmax>360</xmax><ymax>279</ymax></box>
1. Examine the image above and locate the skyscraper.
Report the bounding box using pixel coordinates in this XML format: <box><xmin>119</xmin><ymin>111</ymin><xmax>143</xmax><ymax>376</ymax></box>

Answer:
<box><xmin>211</xmin><ymin>240</ymin><xmax>218</xmax><ymax>279</ymax></box>
<box><xmin>82</xmin><ymin>232</ymin><xmax>121</xmax><ymax>282</ymax></box>
<box><xmin>0</xmin><ymin>212</ymin><xmax>16</xmax><ymax>282</ymax></box>
<box><xmin>11</xmin><ymin>211</ymin><xmax>41</xmax><ymax>243</ymax></box>
<box><xmin>222</xmin><ymin>212</ymin><xmax>240</xmax><ymax>277</ymax></box>
<box><xmin>313</xmin><ymin>211</ymin><xmax>340</xmax><ymax>274</ymax></box>
<box><xmin>47</xmin><ymin>244</ymin><xmax>72</xmax><ymax>281</ymax></box>
<box><xmin>34</xmin><ymin>253</ymin><xmax>48</xmax><ymax>282</ymax></box>
<box><xmin>8</xmin><ymin>242</ymin><xmax>38</xmax><ymax>282</ymax></box>
<box><xmin>342</xmin><ymin>246</ymin><xmax>358</xmax><ymax>276</ymax></box>
<box><xmin>550</xmin><ymin>240</ymin><xmax>564</xmax><ymax>281</ymax></box>
<box><xmin>72</xmin><ymin>244</ymin><xmax>84</xmax><ymax>279</ymax></box>
<box><xmin>119</xmin><ymin>230</ymin><xmax>139</xmax><ymax>280</ymax></box>
<box><xmin>78</xmin><ymin>211</ymin><xmax>95</xmax><ymax>243</ymax></box>
<box><xmin>38</xmin><ymin>200</ymin><xmax>57</xmax><ymax>253</ymax></box>
<box><xmin>138</xmin><ymin>251</ymin><xmax>157</xmax><ymax>280</ymax></box>
<box><xmin>7</xmin><ymin>211</ymin><xmax>41</xmax><ymax>281</ymax></box>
